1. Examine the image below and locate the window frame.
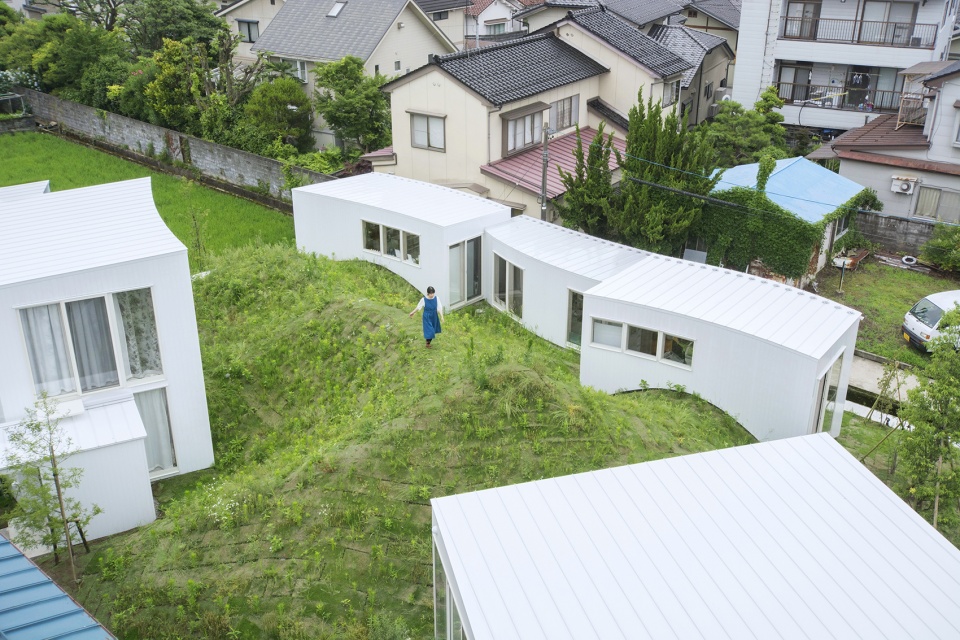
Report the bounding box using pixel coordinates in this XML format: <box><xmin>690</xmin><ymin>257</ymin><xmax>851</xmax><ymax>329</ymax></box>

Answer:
<box><xmin>279</xmin><ymin>58</ymin><xmax>308</xmax><ymax>83</ymax></box>
<box><xmin>432</xmin><ymin>10</ymin><xmax>449</xmax><ymax>20</ymax></box>
<box><xmin>550</xmin><ymin>94</ymin><xmax>579</xmax><ymax>131</ymax></box>
<box><xmin>487</xmin><ymin>22</ymin><xmax>506</xmax><ymax>35</ymax></box>
<box><xmin>626</xmin><ymin>324</ymin><xmax>660</xmax><ymax>359</ymax></box>
<box><xmin>567</xmin><ymin>290</ymin><xmax>584</xmax><ymax>348</ymax></box>
<box><xmin>835</xmin><ymin>213</ymin><xmax>851</xmax><ymax>238</ymax></box>
<box><xmin>361</xmin><ymin>220</ymin><xmax>423</xmax><ymax>267</ymax></box>
<box><xmin>237</xmin><ymin>19</ymin><xmax>259</xmax><ymax>43</ymax></box>
<box><xmin>915</xmin><ymin>185</ymin><xmax>960</xmax><ymax>224</ymax></box>
<box><xmin>403</xmin><ymin>231</ymin><xmax>420</xmax><ymax>265</ymax></box>
<box><xmin>704</xmin><ymin>81</ymin><xmax>714</xmax><ymax>101</ymax></box>
<box><xmin>493</xmin><ymin>252</ymin><xmax>523</xmax><ymax>318</ymax></box>
<box><xmin>660</xmin><ymin>333</ymin><xmax>695</xmax><ymax>368</ymax></box>
<box><xmin>591</xmin><ymin>318</ymin><xmax>624</xmax><ymax>350</ymax></box>
<box><xmin>410</xmin><ymin>112</ymin><xmax>446</xmax><ymax>151</ymax></box>
<box><xmin>505</xmin><ymin>110</ymin><xmax>543</xmax><ymax>155</ymax></box>
<box><xmin>449</xmin><ymin>237</ymin><xmax>482</xmax><ymax>307</ymax></box>
<box><xmin>663</xmin><ymin>79</ymin><xmax>680</xmax><ymax>107</ymax></box>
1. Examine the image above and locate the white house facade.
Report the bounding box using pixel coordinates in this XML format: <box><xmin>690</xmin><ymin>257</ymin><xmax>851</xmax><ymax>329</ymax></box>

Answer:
<box><xmin>216</xmin><ymin>0</ymin><xmax>288</xmax><ymax>64</ymax></box>
<box><xmin>0</xmin><ymin>179</ymin><xmax>214</xmax><ymax>541</ymax></box>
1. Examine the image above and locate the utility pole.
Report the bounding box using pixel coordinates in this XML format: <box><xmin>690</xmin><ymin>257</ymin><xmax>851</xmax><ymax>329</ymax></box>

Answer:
<box><xmin>540</xmin><ymin>125</ymin><xmax>550</xmax><ymax>221</ymax></box>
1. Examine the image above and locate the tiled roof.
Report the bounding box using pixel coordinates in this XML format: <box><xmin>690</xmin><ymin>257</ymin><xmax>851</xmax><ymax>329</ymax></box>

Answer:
<box><xmin>649</xmin><ymin>23</ymin><xmax>729</xmax><ymax>87</ymax></box>
<box><xmin>514</xmin><ymin>0</ymin><xmax>596</xmax><ymax>19</ymax></box>
<box><xmin>921</xmin><ymin>60</ymin><xmax>960</xmax><ymax>84</ymax></box>
<box><xmin>603</xmin><ymin>0</ymin><xmax>686</xmax><ymax>26</ymax></box>
<box><xmin>566</xmin><ymin>7</ymin><xmax>691</xmax><ymax>78</ymax></box>
<box><xmin>465</xmin><ymin>0</ymin><xmax>495</xmax><ymax>15</ymax></box>
<box><xmin>434</xmin><ymin>33</ymin><xmax>608</xmax><ymax>105</ymax></box>
<box><xmin>686</xmin><ymin>0</ymin><xmax>741</xmax><ymax>29</ymax></box>
<box><xmin>481</xmin><ymin>126</ymin><xmax>627</xmax><ymax>199</ymax></box>
<box><xmin>587</xmin><ymin>97</ymin><xmax>628</xmax><ymax>131</ymax></box>
<box><xmin>253</xmin><ymin>0</ymin><xmax>449</xmax><ymax>62</ymax></box>
<box><xmin>415</xmin><ymin>0</ymin><xmax>473</xmax><ymax>11</ymax></box>
<box><xmin>830</xmin><ymin>114</ymin><xmax>929</xmax><ymax>150</ymax></box>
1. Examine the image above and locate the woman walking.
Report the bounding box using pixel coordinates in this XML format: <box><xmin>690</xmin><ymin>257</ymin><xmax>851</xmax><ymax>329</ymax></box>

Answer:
<box><xmin>409</xmin><ymin>286</ymin><xmax>443</xmax><ymax>348</ymax></box>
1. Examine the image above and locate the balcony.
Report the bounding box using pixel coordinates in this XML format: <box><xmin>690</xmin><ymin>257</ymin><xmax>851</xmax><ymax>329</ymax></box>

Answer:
<box><xmin>776</xmin><ymin>82</ymin><xmax>902</xmax><ymax>113</ymax></box>
<box><xmin>779</xmin><ymin>17</ymin><xmax>936</xmax><ymax>48</ymax></box>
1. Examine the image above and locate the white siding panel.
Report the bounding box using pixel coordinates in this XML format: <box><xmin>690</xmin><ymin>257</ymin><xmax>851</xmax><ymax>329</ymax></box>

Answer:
<box><xmin>0</xmin><ymin>180</ymin><xmax>49</xmax><ymax>201</ymax></box>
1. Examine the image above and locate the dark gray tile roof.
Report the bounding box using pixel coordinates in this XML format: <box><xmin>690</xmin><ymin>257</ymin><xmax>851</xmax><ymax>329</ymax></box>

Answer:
<box><xmin>434</xmin><ymin>33</ymin><xmax>608</xmax><ymax>105</ymax></box>
<box><xmin>514</xmin><ymin>0</ymin><xmax>597</xmax><ymax>20</ymax></box>
<box><xmin>649</xmin><ymin>23</ymin><xmax>728</xmax><ymax>87</ymax></box>
<box><xmin>566</xmin><ymin>7</ymin><xmax>691</xmax><ymax>78</ymax></box>
<box><xmin>922</xmin><ymin>60</ymin><xmax>960</xmax><ymax>83</ymax></box>
<box><xmin>603</xmin><ymin>0</ymin><xmax>686</xmax><ymax>26</ymax></box>
<box><xmin>416</xmin><ymin>0</ymin><xmax>473</xmax><ymax>12</ymax></box>
<box><xmin>587</xmin><ymin>96</ymin><xmax>628</xmax><ymax>131</ymax></box>
<box><xmin>253</xmin><ymin>0</ymin><xmax>444</xmax><ymax>62</ymax></box>
<box><xmin>686</xmin><ymin>0</ymin><xmax>741</xmax><ymax>29</ymax></box>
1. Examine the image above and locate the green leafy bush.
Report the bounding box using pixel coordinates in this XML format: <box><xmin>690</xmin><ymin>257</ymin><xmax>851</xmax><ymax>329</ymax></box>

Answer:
<box><xmin>921</xmin><ymin>223</ymin><xmax>960</xmax><ymax>272</ymax></box>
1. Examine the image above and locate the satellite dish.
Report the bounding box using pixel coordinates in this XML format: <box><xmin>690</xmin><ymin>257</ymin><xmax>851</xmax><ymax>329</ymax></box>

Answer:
<box><xmin>721</xmin><ymin>95</ymin><xmax>732</xmax><ymax>101</ymax></box>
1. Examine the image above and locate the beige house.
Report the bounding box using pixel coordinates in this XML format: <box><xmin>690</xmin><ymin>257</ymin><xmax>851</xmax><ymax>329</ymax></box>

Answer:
<box><xmin>681</xmin><ymin>0</ymin><xmax>740</xmax><ymax>87</ymax></box>
<box><xmin>216</xmin><ymin>0</ymin><xmax>288</xmax><ymax>64</ymax></box>
<box><xmin>372</xmin><ymin>7</ymin><xmax>691</xmax><ymax>217</ymax></box>
<box><xmin>251</xmin><ymin>0</ymin><xmax>457</xmax><ymax>146</ymax></box>
<box><xmin>417</xmin><ymin>0</ymin><xmax>474</xmax><ymax>48</ymax></box>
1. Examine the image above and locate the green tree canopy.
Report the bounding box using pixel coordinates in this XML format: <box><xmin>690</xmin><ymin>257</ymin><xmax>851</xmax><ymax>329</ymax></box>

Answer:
<box><xmin>243</xmin><ymin>76</ymin><xmax>315</xmax><ymax>152</ymax></box>
<box><xmin>614</xmin><ymin>88</ymin><xmax>718</xmax><ymax>254</ymax></box>
<box><xmin>703</xmin><ymin>86</ymin><xmax>789</xmax><ymax>167</ymax></box>
<box><xmin>124</xmin><ymin>0</ymin><xmax>227</xmax><ymax>56</ymax></box>
<box><xmin>144</xmin><ymin>38</ymin><xmax>204</xmax><ymax>134</ymax></box>
<box><xmin>555</xmin><ymin>122</ymin><xmax>617</xmax><ymax>237</ymax></box>
<box><xmin>313</xmin><ymin>55</ymin><xmax>391</xmax><ymax>153</ymax></box>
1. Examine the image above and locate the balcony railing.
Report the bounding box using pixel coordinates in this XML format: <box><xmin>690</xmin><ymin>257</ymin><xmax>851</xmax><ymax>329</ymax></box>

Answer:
<box><xmin>780</xmin><ymin>17</ymin><xmax>937</xmax><ymax>48</ymax></box>
<box><xmin>776</xmin><ymin>82</ymin><xmax>902</xmax><ymax>112</ymax></box>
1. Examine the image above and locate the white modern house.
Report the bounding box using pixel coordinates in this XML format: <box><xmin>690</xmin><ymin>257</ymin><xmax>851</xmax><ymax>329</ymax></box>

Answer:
<box><xmin>0</xmin><ymin>178</ymin><xmax>214</xmax><ymax>541</ymax></box>
<box><xmin>293</xmin><ymin>173</ymin><xmax>511</xmax><ymax>309</ymax></box>
<box><xmin>431</xmin><ymin>433</ymin><xmax>960</xmax><ymax>640</ymax></box>
<box><xmin>733</xmin><ymin>0</ymin><xmax>958</xmax><ymax>132</ymax></box>
<box><xmin>292</xmin><ymin>174</ymin><xmax>861</xmax><ymax>442</ymax></box>
<box><xmin>580</xmin><ymin>255</ymin><xmax>859</xmax><ymax>439</ymax></box>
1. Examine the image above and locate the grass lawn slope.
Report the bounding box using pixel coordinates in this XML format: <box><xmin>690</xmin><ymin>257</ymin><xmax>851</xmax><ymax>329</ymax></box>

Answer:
<box><xmin>0</xmin><ymin>132</ymin><xmax>293</xmax><ymax>271</ymax></box>
<box><xmin>53</xmin><ymin>246</ymin><xmax>753</xmax><ymax>640</ymax></box>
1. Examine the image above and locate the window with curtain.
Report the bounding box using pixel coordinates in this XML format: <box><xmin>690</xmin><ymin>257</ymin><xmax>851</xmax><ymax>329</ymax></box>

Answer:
<box><xmin>550</xmin><ymin>95</ymin><xmax>579</xmax><ymax>130</ymax></box>
<box><xmin>135</xmin><ymin>388</ymin><xmax>177</xmax><ymax>472</ymax></box>
<box><xmin>66</xmin><ymin>297</ymin><xmax>119</xmax><ymax>392</ymax></box>
<box><xmin>115</xmin><ymin>288</ymin><xmax>163</xmax><ymax>380</ymax></box>
<box><xmin>916</xmin><ymin>186</ymin><xmax>960</xmax><ymax>223</ymax></box>
<box><xmin>411</xmin><ymin>113</ymin><xmax>445</xmax><ymax>150</ymax></box>
<box><xmin>507</xmin><ymin>111</ymin><xmax>542</xmax><ymax>153</ymax></box>
<box><xmin>20</xmin><ymin>304</ymin><xmax>77</xmax><ymax>396</ymax></box>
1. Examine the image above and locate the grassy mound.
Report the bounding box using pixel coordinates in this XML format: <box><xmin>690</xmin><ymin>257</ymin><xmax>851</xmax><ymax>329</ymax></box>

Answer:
<box><xmin>58</xmin><ymin>245</ymin><xmax>752</xmax><ymax>639</ymax></box>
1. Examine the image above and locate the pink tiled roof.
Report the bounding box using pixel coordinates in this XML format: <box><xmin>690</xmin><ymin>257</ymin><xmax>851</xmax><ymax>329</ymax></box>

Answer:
<box><xmin>361</xmin><ymin>146</ymin><xmax>394</xmax><ymax>159</ymax></box>
<box><xmin>480</xmin><ymin>127</ymin><xmax>626</xmax><ymax>199</ymax></box>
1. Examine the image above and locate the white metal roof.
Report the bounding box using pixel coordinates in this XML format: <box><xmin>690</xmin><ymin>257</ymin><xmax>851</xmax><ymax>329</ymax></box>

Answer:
<box><xmin>585</xmin><ymin>254</ymin><xmax>860</xmax><ymax>358</ymax></box>
<box><xmin>432</xmin><ymin>434</ymin><xmax>960</xmax><ymax>640</ymax></box>
<box><xmin>293</xmin><ymin>173</ymin><xmax>510</xmax><ymax>226</ymax></box>
<box><xmin>486</xmin><ymin>217</ymin><xmax>650</xmax><ymax>282</ymax></box>
<box><xmin>0</xmin><ymin>178</ymin><xmax>184</xmax><ymax>288</ymax></box>
<box><xmin>0</xmin><ymin>180</ymin><xmax>50</xmax><ymax>202</ymax></box>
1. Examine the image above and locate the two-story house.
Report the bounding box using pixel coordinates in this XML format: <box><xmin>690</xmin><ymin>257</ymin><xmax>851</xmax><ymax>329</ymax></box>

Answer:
<box><xmin>518</xmin><ymin>0</ymin><xmax>688</xmax><ymax>32</ymax></box>
<box><xmin>370</xmin><ymin>7</ymin><xmax>691</xmax><ymax>217</ymax></box>
<box><xmin>419</xmin><ymin>0</ymin><xmax>475</xmax><ymax>48</ymax></box>
<box><xmin>251</xmin><ymin>0</ymin><xmax>457</xmax><ymax>146</ymax></box>
<box><xmin>464</xmin><ymin>0</ymin><xmax>537</xmax><ymax>46</ymax></box>
<box><xmin>734</xmin><ymin>0</ymin><xmax>959</xmax><ymax>133</ymax></box>
<box><xmin>216</xmin><ymin>0</ymin><xmax>289</xmax><ymax>64</ymax></box>
<box><xmin>0</xmin><ymin>178</ymin><xmax>214</xmax><ymax>541</ymax></box>
<box><xmin>682</xmin><ymin>0</ymin><xmax>742</xmax><ymax>86</ymax></box>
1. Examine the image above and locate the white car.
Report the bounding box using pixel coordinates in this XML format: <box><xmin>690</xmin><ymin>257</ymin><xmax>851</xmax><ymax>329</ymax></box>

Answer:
<box><xmin>902</xmin><ymin>290</ymin><xmax>960</xmax><ymax>350</ymax></box>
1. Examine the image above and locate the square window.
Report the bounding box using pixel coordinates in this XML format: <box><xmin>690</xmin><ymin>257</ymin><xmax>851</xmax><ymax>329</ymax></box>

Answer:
<box><xmin>411</xmin><ymin>113</ymin><xmax>445</xmax><ymax>151</ymax></box>
<box><xmin>238</xmin><ymin>20</ymin><xmax>259</xmax><ymax>43</ymax></box>
<box><xmin>394</xmin><ymin>60</ymin><xmax>401</xmax><ymax>71</ymax></box>
<box><xmin>627</xmin><ymin>326</ymin><xmax>658</xmax><ymax>356</ymax></box>
<box><xmin>662</xmin><ymin>334</ymin><xmax>694</xmax><ymax>366</ymax></box>
<box><xmin>592</xmin><ymin>319</ymin><xmax>623</xmax><ymax>348</ymax></box>
<box><xmin>550</xmin><ymin>95</ymin><xmax>579</xmax><ymax>131</ymax></box>
<box><xmin>363</xmin><ymin>221</ymin><xmax>381</xmax><ymax>252</ymax></box>
<box><xmin>507</xmin><ymin>111</ymin><xmax>542</xmax><ymax>153</ymax></box>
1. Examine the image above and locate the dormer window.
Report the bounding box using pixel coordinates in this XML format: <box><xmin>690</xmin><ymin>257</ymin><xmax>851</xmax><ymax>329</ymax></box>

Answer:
<box><xmin>328</xmin><ymin>1</ymin><xmax>346</xmax><ymax>17</ymax></box>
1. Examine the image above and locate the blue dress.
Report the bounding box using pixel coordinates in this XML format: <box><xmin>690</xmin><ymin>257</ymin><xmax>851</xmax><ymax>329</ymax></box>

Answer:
<box><xmin>422</xmin><ymin>297</ymin><xmax>442</xmax><ymax>340</ymax></box>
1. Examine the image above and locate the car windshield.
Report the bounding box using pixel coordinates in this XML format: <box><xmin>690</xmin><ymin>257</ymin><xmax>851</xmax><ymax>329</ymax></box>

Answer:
<box><xmin>910</xmin><ymin>298</ymin><xmax>944</xmax><ymax>329</ymax></box>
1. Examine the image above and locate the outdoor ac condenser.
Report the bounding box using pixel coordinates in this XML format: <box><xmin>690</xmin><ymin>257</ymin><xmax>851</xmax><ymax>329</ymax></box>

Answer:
<box><xmin>891</xmin><ymin>176</ymin><xmax>917</xmax><ymax>195</ymax></box>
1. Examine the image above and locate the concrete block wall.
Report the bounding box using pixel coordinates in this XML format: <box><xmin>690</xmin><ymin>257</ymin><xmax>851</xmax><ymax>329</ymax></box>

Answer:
<box><xmin>856</xmin><ymin>211</ymin><xmax>936</xmax><ymax>255</ymax></box>
<box><xmin>0</xmin><ymin>115</ymin><xmax>35</xmax><ymax>134</ymax></box>
<box><xmin>18</xmin><ymin>89</ymin><xmax>333</xmax><ymax>201</ymax></box>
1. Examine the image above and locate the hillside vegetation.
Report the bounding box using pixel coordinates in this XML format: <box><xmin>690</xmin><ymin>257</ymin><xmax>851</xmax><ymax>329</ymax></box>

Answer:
<box><xmin>48</xmin><ymin>246</ymin><xmax>753</xmax><ymax>639</ymax></box>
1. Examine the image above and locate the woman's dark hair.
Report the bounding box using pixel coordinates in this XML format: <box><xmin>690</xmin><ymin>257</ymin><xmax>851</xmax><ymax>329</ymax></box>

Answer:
<box><xmin>427</xmin><ymin>286</ymin><xmax>435</xmax><ymax>294</ymax></box>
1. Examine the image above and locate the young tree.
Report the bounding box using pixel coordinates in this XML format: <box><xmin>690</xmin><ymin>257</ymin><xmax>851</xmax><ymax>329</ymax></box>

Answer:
<box><xmin>145</xmin><ymin>38</ymin><xmax>204</xmax><ymax>134</ymax></box>
<box><xmin>4</xmin><ymin>395</ymin><xmax>101</xmax><ymax>585</ymax></box>
<box><xmin>704</xmin><ymin>86</ymin><xmax>789</xmax><ymax>167</ymax></box>
<box><xmin>243</xmin><ymin>76</ymin><xmax>315</xmax><ymax>152</ymax></box>
<box><xmin>314</xmin><ymin>55</ymin><xmax>391</xmax><ymax>153</ymax></box>
<box><xmin>614</xmin><ymin>89</ymin><xmax>718</xmax><ymax>254</ymax></box>
<box><xmin>898</xmin><ymin>309</ymin><xmax>960</xmax><ymax>530</ymax></box>
<box><xmin>555</xmin><ymin>123</ymin><xmax>617</xmax><ymax>237</ymax></box>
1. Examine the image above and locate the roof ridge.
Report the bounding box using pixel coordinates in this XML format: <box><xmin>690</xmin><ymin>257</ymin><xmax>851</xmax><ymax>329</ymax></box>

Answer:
<box><xmin>435</xmin><ymin>32</ymin><xmax>553</xmax><ymax>62</ymax></box>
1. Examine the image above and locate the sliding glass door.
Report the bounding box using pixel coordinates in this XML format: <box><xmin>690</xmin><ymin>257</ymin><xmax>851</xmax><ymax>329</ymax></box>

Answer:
<box><xmin>449</xmin><ymin>237</ymin><xmax>482</xmax><ymax>308</ymax></box>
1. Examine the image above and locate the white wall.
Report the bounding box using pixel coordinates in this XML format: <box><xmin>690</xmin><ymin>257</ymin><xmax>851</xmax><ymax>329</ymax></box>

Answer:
<box><xmin>465</xmin><ymin>0</ymin><xmax>524</xmax><ymax>37</ymax></box>
<box><xmin>838</xmin><ymin>158</ymin><xmax>960</xmax><ymax>218</ymax></box>
<box><xmin>0</xmin><ymin>251</ymin><xmax>214</xmax><ymax>476</ymax></box>
<box><xmin>221</xmin><ymin>0</ymin><xmax>286</xmax><ymax>63</ymax></box>
<box><xmin>578</xmin><ymin>294</ymin><xmax>855</xmax><ymax>441</ymax></box>
<box><xmin>367</xmin><ymin>3</ymin><xmax>457</xmax><ymax>77</ymax></box>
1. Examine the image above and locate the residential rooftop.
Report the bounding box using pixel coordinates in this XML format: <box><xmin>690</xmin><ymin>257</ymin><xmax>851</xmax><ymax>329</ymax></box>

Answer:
<box><xmin>685</xmin><ymin>0</ymin><xmax>742</xmax><ymax>29</ymax></box>
<box><xmin>829</xmin><ymin>114</ymin><xmax>930</xmax><ymax>151</ymax></box>
<box><xmin>649</xmin><ymin>23</ymin><xmax>731</xmax><ymax>87</ymax></box>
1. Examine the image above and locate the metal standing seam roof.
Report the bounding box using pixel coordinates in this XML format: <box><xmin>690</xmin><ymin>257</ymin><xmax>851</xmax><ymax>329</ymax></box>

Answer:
<box><xmin>715</xmin><ymin>157</ymin><xmax>867</xmax><ymax>223</ymax></box>
<box><xmin>293</xmin><ymin>173</ymin><xmax>509</xmax><ymax>226</ymax></box>
<box><xmin>585</xmin><ymin>254</ymin><xmax>860</xmax><ymax>358</ymax></box>
<box><xmin>433</xmin><ymin>33</ymin><xmax>609</xmax><ymax>105</ymax></box>
<box><xmin>485</xmin><ymin>216</ymin><xmax>649</xmax><ymax>281</ymax></box>
<box><xmin>0</xmin><ymin>178</ymin><xmax>185</xmax><ymax>289</ymax></box>
<box><xmin>0</xmin><ymin>180</ymin><xmax>50</xmax><ymax>202</ymax></box>
<box><xmin>432</xmin><ymin>433</ymin><xmax>960</xmax><ymax>640</ymax></box>
<box><xmin>0</xmin><ymin>538</ymin><xmax>115</xmax><ymax>640</ymax></box>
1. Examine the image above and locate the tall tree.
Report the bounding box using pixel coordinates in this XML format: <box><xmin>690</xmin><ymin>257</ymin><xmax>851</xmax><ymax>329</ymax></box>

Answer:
<box><xmin>313</xmin><ymin>55</ymin><xmax>391</xmax><ymax>153</ymax></box>
<box><xmin>614</xmin><ymin>89</ymin><xmax>718</xmax><ymax>254</ymax></box>
<box><xmin>555</xmin><ymin>123</ymin><xmax>617</xmax><ymax>237</ymax></box>
<box><xmin>704</xmin><ymin>86</ymin><xmax>789</xmax><ymax>167</ymax></box>
<box><xmin>144</xmin><ymin>38</ymin><xmax>204</xmax><ymax>134</ymax></box>
<box><xmin>4</xmin><ymin>394</ymin><xmax>101</xmax><ymax>585</ymax></box>
<box><xmin>43</xmin><ymin>0</ymin><xmax>130</xmax><ymax>31</ymax></box>
<box><xmin>124</xmin><ymin>0</ymin><xmax>227</xmax><ymax>56</ymax></box>
<box><xmin>243</xmin><ymin>76</ymin><xmax>315</xmax><ymax>152</ymax></box>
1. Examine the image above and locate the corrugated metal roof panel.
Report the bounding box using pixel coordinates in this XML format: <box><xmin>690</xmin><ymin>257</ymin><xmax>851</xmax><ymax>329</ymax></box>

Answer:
<box><xmin>294</xmin><ymin>173</ymin><xmax>510</xmax><ymax>226</ymax></box>
<box><xmin>0</xmin><ymin>178</ymin><xmax>185</xmax><ymax>288</ymax></box>
<box><xmin>0</xmin><ymin>181</ymin><xmax>50</xmax><ymax>202</ymax></box>
<box><xmin>432</xmin><ymin>434</ymin><xmax>960</xmax><ymax>640</ymax></box>
<box><xmin>0</xmin><ymin>538</ymin><xmax>115</xmax><ymax>640</ymax></box>
<box><xmin>486</xmin><ymin>217</ymin><xmax>649</xmax><ymax>281</ymax></box>
<box><xmin>585</xmin><ymin>255</ymin><xmax>860</xmax><ymax>358</ymax></box>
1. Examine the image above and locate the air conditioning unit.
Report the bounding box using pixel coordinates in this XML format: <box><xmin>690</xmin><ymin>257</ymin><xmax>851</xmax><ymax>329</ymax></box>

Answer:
<box><xmin>891</xmin><ymin>176</ymin><xmax>918</xmax><ymax>194</ymax></box>
<box><xmin>707</xmin><ymin>103</ymin><xmax>720</xmax><ymax>118</ymax></box>
<box><xmin>714</xmin><ymin>87</ymin><xmax>731</xmax><ymax>102</ymax></box>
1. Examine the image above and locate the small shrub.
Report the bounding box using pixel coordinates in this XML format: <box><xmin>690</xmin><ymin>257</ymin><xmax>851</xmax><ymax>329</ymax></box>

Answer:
<box><xmin>921</xmin><ymin>223</ymin><xmax>960</xmax><ymax>272</ymax></box>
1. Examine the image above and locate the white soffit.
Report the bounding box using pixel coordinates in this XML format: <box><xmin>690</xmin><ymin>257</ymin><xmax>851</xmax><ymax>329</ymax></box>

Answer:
<box><xmin>486</xmin><ymin>216</ymin><xmax>650</xmax><ymax>282</ymax></box>
<box><xmin>585</xmin><ymin>255</ymin><xmax>860</xmax><ymax>358</ymax></box>
<box><xmin>293</xmin><ymin>173</ymin><xmax>510</xmax><ymax>226</ymax></box>
<box><xmin>0</xmin><ymin>178</ymin><xmax>185</xmax><ymax>288</ymax></box>
<box><xmin>432</xmin><ymin>434</ymin><xmax>960</xmax><ymax>640</ymax></box>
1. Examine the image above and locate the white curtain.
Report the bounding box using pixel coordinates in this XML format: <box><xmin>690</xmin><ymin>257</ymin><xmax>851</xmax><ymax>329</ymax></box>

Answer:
<box><xmin>135</xmin><ymin>388</ymin><xmax>176</xmax><ymax>472</ymax></box>
<box><xmin>65</xmin><ymin>298</ymin><xmax>118</xmax><ymax>392</ymax></box>
<box><xmin>115</xmin><ymin>288</ymin><xmax>163</xmax><ymax>380</ymax></box>
<box><xmin>428</xmin><ymin>116</ymin><xmax>444</xmax><ymax>150</ymax></box>
<box><xmin>412</xmin><ymin>114</ymin><xmax>428</xmax><ymax>147</ymax></box>
<box><xmin>20</xmin><ymin>304</ymin><xmax>76</xmax><ymax>396</ymax></box>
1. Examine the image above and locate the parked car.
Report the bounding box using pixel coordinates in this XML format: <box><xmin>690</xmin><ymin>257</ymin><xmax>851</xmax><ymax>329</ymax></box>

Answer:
<box><xmin>902</xmin><ymin>290</ymin><xmax>960</xmax><ymax>350</ymax></box>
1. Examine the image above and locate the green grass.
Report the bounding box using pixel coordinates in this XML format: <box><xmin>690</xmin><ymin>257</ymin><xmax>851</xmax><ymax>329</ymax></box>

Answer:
<box><xmin>0</xmin><ymin>132</ymin><xmax>294</xmax><ymax>271</ymax></box>
<box><xmin>44</xmin><ymin>245</ymin><xmax>755</xmax><ymax>640</ymax></box>
<box><xmin>814</xmin><ymin>258</ymin><xmax>960</xmax><ymax>367</ymax></box>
